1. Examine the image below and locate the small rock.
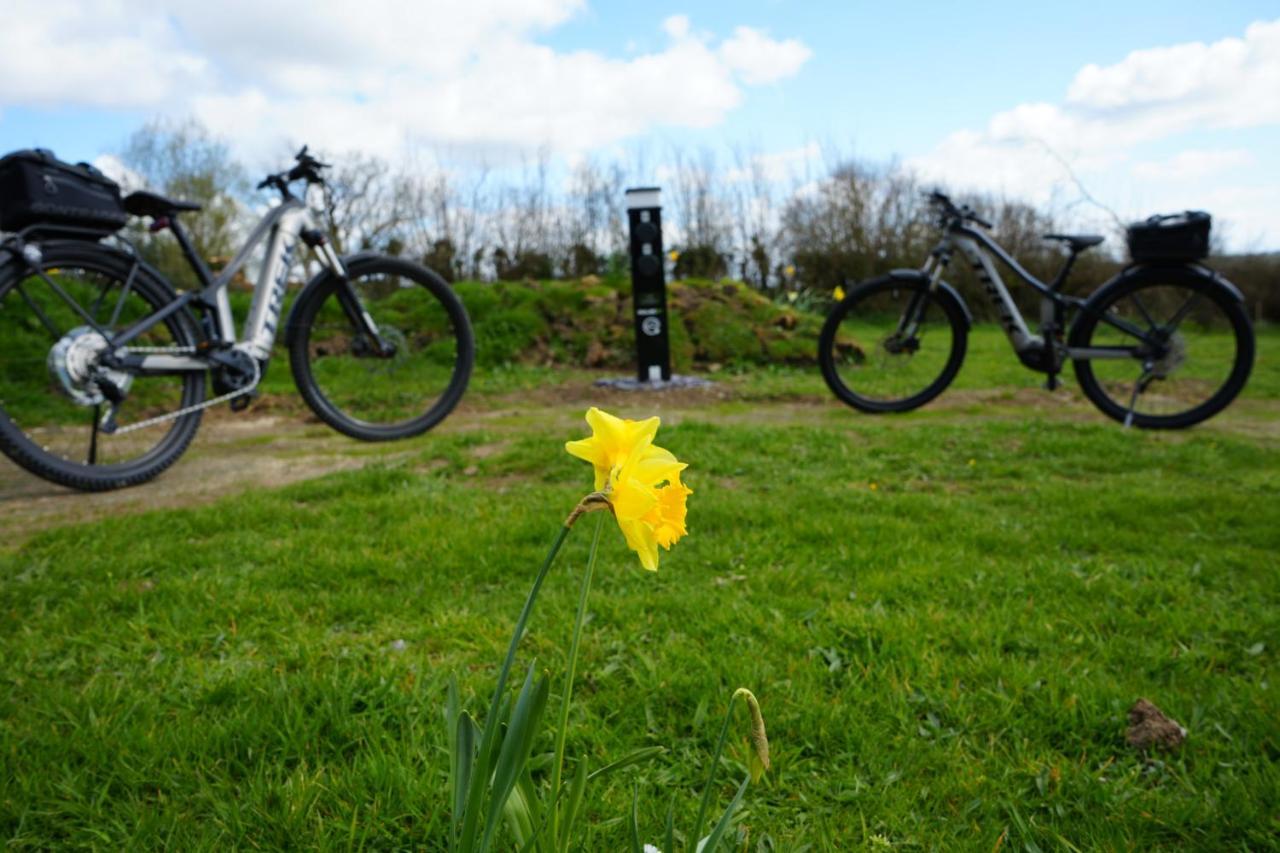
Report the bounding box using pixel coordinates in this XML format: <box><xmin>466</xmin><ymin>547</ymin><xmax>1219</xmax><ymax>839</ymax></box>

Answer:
<box><xmin>1126</xmin><ymin>698</ymin><xmax>1187</xmax><ymax>752</ymax></box>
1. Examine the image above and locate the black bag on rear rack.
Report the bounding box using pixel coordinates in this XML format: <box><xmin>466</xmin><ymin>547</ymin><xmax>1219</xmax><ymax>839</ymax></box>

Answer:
<box><xmin>0</xmin><ymin>148</ymin><xmax>127</xmax><ymax>238</ymax></box>
<box><xmin>1126</xmin><ymin>211</ymin><xmax>1211</xmax><ymax>263</ymax></box>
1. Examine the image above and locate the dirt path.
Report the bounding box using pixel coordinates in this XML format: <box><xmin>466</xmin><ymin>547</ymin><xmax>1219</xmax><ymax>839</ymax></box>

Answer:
<box><xmin>2</xmin><ymin>381</ymin><xmax>1275</xmax><ymax>547</ymax></box>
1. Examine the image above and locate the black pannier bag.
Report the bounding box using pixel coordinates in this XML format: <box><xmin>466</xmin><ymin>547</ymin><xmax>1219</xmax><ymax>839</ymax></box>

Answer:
<box><xmin>0</xmin><ymin>148</ymin><xmax>127</xmax><ymax>236</ymax></box>
<box><xmin>1126</xmin><ymin>211</ymin><xmax>1211</xmax><ymax>263</ymax></box>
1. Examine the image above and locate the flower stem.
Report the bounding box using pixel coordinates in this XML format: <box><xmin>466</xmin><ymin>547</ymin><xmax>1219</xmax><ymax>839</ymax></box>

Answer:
<box><xmin>459</xmin><ymin>523</ymin><xmax>572</xmax><ymax>851</ymax></box>
<box><xmin>549</xmin><ymin>512</ymin><xmax>605</xmax><ymax>851</ymax></box>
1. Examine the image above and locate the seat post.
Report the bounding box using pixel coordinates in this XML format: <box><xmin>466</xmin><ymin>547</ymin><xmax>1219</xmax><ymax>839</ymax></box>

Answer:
<box><xmin>1048</xmin><ymin>250</ymin><xmax>1078</xmax><ymax>291</ymax></box>
<box><xmin>166</xmin><ymin>217</ymin><xmax>216</xmax><ymax>290</ymax></box>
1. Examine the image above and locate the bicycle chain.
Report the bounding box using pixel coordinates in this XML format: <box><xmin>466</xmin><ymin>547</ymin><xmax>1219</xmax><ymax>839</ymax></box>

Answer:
<box><xmin>103</xmin><ymin>346</ymin><xmax>261</xmax><ymax>435</ymax></box>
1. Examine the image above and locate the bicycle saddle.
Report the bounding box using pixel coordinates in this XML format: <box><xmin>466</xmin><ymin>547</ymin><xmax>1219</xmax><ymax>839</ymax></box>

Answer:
<box><xmin>123</xmin><ymin>190</ymin><xmax>203</xmax><ymax>219</ymax></box>
<box><xmin>1042</xmin><ymin>233</ymin><xmax>1104</xmax><ymax>252</ymax></box>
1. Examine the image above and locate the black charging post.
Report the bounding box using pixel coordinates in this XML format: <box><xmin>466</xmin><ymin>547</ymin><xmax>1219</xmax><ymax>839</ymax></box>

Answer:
<box><xmin>625</xmin><ymin>187</ymin><xmax>671</xmax><ymax>382</ymax></box>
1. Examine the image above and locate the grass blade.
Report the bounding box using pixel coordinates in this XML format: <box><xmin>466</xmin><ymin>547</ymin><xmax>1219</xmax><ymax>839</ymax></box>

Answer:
<box><xmin>482</xmin><ymin>665</ymin><xmax>551</xmax><ymax>850</ymax></box>
<box><xmin>585</xmin><ymin>746</ymin><xmax>666</xmax><ymax>783</ymax></box>
<box><xmin>501</xmin><ymin>773</ymin><xmax>538</xmax><ymax>850</ymax></box>
<box><xmin>698</xmin><ymin>774</ymin><xmax>750</xmax><ymax>852</ymax></box>
<box><xmin>664</xmin><ymin>795</ymin><xmax>675</xmax><ymax>853</ymax></box>
<box><xmin>558</xmin><ymin>757</ymin><xmax>589</xmax><ymax>851</ymax></box>
<box><xmin>453</xmin><ymin>711</ymin><xmax>479</xmax><ymax>838</ymax></box>
<box><xmin>629</xmin><ymin>784</ymin><xmax>643</xmax><ymax>853</ymax></box>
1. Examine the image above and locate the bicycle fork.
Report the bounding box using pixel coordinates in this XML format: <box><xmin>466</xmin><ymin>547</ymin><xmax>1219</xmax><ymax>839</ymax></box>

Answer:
<box><xmin>304</xmin><ymin>234</ymin><xmax>397</xmax><ymax>359</ymax></box>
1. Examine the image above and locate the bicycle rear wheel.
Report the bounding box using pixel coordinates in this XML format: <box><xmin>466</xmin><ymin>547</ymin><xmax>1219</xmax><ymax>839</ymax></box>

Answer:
<box><xmin>288</xmin><ymin>255</ymin><xmax>474</xmax><ymax>441</ymax></box>
<box><xmin>1071</xmin><ymin>267</ymin><xmax>1254</xmax><ymax>429</ymax></box>
<box><xmin>0</xmin><ymin>241</ymin><xmax>205</xmax><ymax>490</ymax></box>
<box><xmin>819</xmin><ymin>275</ymin><xmax>968</xmax><ymax>413</ymax></box>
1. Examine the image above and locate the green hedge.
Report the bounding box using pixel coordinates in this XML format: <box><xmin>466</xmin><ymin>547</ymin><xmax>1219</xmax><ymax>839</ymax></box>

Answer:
<box><xmin>451</xmin><ymin>277</ymin><xmax>824</xmax><ymax>370</ymax></box>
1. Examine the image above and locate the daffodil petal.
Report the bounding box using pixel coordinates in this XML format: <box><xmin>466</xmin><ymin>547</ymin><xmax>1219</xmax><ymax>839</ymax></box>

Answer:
<box><xmin>617</xmin><ymin>517</ymin><xmax>660</xmax><ymax>571</ymax></box>
<box><xmin>609</xmin><ymin>474</ymin><xmax>659</xmax><ymax>520</ymax></box>
<box><xmin>624</xmin><ymin>445</ymin><xmax>686</xmax><ymax>484</ymax></box>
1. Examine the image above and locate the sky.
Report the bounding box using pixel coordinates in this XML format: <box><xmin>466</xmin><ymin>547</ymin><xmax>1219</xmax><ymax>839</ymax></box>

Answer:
<box><xmin>1</xmin><ymin>1</ymin><xmax>1277</xmax><ymax>249</ymax></box>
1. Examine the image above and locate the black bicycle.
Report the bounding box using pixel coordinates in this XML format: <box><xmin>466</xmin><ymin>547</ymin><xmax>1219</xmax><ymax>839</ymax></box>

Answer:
<box><xmin>818</xmin><ymin>191</ymin><xmax>1254</xmax><ymax>428</ymax></box>
<box><xmin>0</xmin><ymin>147</ymin><xmax>474</xmax><ymax>491</ymax></box>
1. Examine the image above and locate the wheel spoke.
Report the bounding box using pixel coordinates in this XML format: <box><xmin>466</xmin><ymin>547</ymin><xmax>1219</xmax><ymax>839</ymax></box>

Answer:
<box><xmin>1164</xmin><ymin>292</ymin><xmax>1202</xmax><ymax>333</ymax></box>
<box><xmin>88</xmin><ymin>276</ymin><xmax>113</xmax><ymax>321</ymax></box>
<box><xmin>13</xmin><ymin>282</ymin><xmax>64</xmax><ymax>340</ymax></box>
<box><xmin>1096</xmin><ymin>309</ymin><xmax>1154</xmax><ymax>343</ymax></box>
<box><xmin>107</xmin><ymin>262</ymin><xmax>139</xmax><ymax>328</ymax></box>
<box><xmin>1128</xmin><ymin>292</ymin><xmax>1158</xmax><ymax>330</ymax></box>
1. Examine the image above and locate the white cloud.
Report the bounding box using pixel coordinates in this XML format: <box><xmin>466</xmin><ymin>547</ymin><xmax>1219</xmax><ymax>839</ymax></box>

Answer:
<box><xmin>1132</xmin><ymin>149</ymin><xmax>1254</xmax><ymax>182</ymax></box>
<box><xmin>0</xmin><ymin>1</ymin><xmax>209</xmax><ymax>108</ymax></box>
<box><xmin>724</xmin><ymin>142</ymin><xmax>821</xmax><ymax>183</ymax></box>
<box><xmin>92</xmin><ymin>154</ymin><xmax>145</xmax><ymax>192</ymax></box>
<box><xmin>663</xmin><ymin>14</ymin><xmax>692</xmax><ymax>40</ymax></box>
<box><xmin>908</xmin><ymin>18</ymin><xmax>1280</xmax><ymax>248</ymax></box>
<box><xmin>0</xmin><ymin>2</ymin><xmax>811</xmax><ymax>163</ymax></box>
<box><xmin>718</xmin><ymin>26</ymin><xmax>812</xmax><ymax>85</ymax></box>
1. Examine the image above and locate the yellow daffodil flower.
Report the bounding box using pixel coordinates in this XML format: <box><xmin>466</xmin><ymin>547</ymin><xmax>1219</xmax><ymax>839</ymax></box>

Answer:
<box><xmin>565</xmin><ymin>407</ymin><xmax>690</xmax><ymax>571</ymax></box>
<box><xmin>833</xmin><ymin>285</ymin><xmax>846</xmax><ymax>301</ymax></box>
<box><xmin>565</xmin><ymin>407</ymin><xmax>666</xmax><ymax>490</ymax></box>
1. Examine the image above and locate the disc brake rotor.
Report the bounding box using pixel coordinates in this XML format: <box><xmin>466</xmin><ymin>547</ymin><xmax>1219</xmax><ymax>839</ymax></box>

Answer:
<box><xmin>1151</xmin><ymin>332</ymin><xmax>1187</xmax><ymax>378</ymax></box>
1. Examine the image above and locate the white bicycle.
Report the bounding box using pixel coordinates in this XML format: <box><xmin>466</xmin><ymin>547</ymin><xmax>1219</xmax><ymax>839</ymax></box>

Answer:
<box><xmin>0</xmin><ymin>147</ymin><xmax>474</xmax><ymax>491</ymax></box>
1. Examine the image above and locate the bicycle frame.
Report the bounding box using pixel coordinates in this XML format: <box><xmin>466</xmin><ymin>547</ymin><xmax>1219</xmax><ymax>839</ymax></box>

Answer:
<box><xmin>925</xmin><ymin>223</ymin><xmax>1139</xmax><ymax>362</ymax></box>
<box><xmin>107</xmin><ymin>194</ymin><xmax>352</xmax><ymax>374</ymax></box>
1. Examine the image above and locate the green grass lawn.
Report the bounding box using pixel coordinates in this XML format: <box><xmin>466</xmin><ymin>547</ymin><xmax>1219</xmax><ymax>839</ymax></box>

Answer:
<box><xmin>2</xmin><ymin>327</ymin><xmax>1278</xmax><ymax>849</ymax></box>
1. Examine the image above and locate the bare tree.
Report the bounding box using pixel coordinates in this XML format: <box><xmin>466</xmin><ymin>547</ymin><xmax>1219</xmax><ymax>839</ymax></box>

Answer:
<box><xmin>120</xmin><ymin>118</ymin><xmax>248</xmax><ymax>281</ymax></box>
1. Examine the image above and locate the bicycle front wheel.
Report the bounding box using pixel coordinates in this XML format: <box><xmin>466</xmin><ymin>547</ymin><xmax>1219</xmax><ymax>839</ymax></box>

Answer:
<box><xmin>288</xmin><ymin>255</ymin><xmax>474</xmax><ymax>441</ymax></box>
<box><xmin>0</xmin><ymin>241</ymin><xmax>205</xmax><ymax>491</ymax></box>
<box><xmin>819</xmin><ymin>275</ymin><xmax>968</xmax><ymax>413</ymax></box>
<box><xmin>1071</xmin><ymin>267</ymin><xmax>1254</xmax><ymax>429</ymax></box>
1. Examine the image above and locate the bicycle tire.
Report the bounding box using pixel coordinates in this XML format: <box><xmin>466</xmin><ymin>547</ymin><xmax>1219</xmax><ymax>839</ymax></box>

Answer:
<box><xmin>819</xmin><ymin>274</ymin><xmax>968</xmax><ymax>413</ymax></box>
<box><xmin>1070</xmin><ymin>266</ymin><xmax>1254</xmax><ymax>429</ymax></box>
<box><xmin>0</xmin><ymin>241</ymin><xmax>206</xmax><ymax>491</ymax></box>
<box><xmin>288</xmin><ymin>255</ymin><xmax>474</xmax><ymax>441</ymax></box>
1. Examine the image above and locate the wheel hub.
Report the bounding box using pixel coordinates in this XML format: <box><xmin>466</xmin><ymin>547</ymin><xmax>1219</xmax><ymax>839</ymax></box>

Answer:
<box><xmin>882</xmin><ymin>334</ymin><xmax>919</xmax><ymax>356</ymax></box>
<box><xmin>1151</xmin><ymin>332</ymin><xmax>1187</xmax><ymax>378</ymax></box>
<box><xmin>47</xmin><ymin>326</ymin><xmax>132</xmax><ymax>406</ymax></box>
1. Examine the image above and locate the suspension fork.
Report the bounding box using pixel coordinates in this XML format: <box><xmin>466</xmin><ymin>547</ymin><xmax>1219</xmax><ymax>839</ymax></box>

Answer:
<box><xmin>898</xmin><ymin>253</ymin><xmax>947</xmax><ymax>337</ymax></box>
<box><xmin>308</xmin><ymin>234</ymin><xmax>395</xmax><ymax>357</ymax></box>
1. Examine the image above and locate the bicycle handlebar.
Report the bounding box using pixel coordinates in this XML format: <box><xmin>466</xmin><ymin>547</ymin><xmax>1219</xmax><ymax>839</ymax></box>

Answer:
<box><xmin>924</xmin><ymin>190</ymin><xmax>992</xmax><ymax>229</ymax></box>
<box><xmin>257</xmin><ymin>145</ymin><xmax>330</xmax><ymax>196</ymax></box>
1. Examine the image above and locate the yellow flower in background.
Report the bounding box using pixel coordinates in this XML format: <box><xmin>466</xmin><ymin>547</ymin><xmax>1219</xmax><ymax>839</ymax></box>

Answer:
<box><xmin>566</xmin><ymin>407</ymin><xmax>690</xmax><ymax>571</ymax></box>
<box><xmin>834</xmin><ymin>285</ymin><xmax>846</xmax><ymax>301</ymax></box>
<box><xmin>668</xmin><ymin>250</ymin><xmax>680</xmax><ymax>262</ymax></box>
<box><xmin>784</xmin><ymin>264</ymin><xmax>796</xmax><ymax>278</ymax></box>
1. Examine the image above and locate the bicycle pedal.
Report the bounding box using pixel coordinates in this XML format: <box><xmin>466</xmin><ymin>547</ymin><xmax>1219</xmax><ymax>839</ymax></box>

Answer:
<box><xmin>229</xmin><ymin>394</ymin><xmax>255</xmax><ymax>412</ymax></box>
